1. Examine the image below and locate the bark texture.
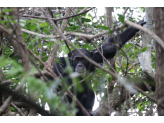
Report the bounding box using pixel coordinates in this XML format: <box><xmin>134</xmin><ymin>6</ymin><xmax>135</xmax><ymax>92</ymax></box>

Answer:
<box><xmin>154</xmin><ymin>7</ymin><xmax>164</xmax><ymax>116</ymax></box>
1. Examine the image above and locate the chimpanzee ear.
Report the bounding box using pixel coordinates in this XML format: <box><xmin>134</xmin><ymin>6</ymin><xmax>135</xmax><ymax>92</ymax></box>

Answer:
<box><xmin>68</xmin><ymin>51</ymin><xmax>72</xmax><ymax>58</ymax></box>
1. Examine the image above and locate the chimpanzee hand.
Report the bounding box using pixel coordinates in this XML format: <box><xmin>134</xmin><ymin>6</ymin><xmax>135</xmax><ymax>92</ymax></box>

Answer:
<box><xmin>136</xmin><ymin>19</ymin><xmax>146</xmax><ymax>26</ymax></box>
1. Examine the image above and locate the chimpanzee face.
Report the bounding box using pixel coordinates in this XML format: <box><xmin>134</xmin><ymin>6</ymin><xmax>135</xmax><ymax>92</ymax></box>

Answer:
<box><xmin>68</xmin><ymin>49</ymin><xmax>93</xmax><ymax>75</ymax></box>
<box><xmin>73</xmin><ymin>56</ymin><xmax>88</xmax><ymax>74</ymax></box>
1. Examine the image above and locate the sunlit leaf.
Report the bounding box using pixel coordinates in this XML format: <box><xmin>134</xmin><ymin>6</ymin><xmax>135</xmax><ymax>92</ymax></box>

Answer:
<box><xmin>118</xmin><ymin>14</ymin><xmax>125</xmax><ymax>23</ymax></box>
<box><xmin>141</xmin><ymin>47</ymin><xmax>147</xmax><ymax>52</ymax></box>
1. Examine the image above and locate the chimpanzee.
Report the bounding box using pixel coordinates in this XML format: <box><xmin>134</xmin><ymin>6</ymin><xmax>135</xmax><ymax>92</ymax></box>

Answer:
<box><xmin>52</xmin><ymin>20</ymin><xmax>146</xmax><ymax>116</ymax></box>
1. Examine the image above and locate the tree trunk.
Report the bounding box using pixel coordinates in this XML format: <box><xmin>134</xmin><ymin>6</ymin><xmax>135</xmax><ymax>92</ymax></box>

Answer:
<box><xmin>154</xmin><ymin>7</ymin><xmax>164</xmax><ymax>116</ymax></box>
<box><xmin>0</xmin><ymin>23</ymin><xmax>3</xmax><ymax>106</ymax></box>
<box><xmin>138</xmin><ymin>7</ymin><xmax>155</xmax><ymax>79</ymax></box>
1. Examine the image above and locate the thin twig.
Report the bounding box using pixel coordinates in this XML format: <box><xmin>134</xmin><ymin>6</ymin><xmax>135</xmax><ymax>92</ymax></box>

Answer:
<box><xmin>21</xmin><ymin>23</ymin><xmax>127</xmax><ymax>43</ymax></box>
<box><xmin>38</xmin><ymin>9</ymin><xmax>118</xmax><ymax>79</ymax></box>
<box><xmin>0</xmin><ymin>25</ymin><xmax>57</xmax><ymax>78</ymax></box>
<box><xmin>0</xmin><ymin>84</ymin><xmax>22</xmax><ymax>115</ymax></box>
<box><xmin>0</xmin><ymin>86</ymin><xmax>54</xmax><ymax>116</ymax></box>
<box><xmin>11</xmin><ymin>102</ymin><xmax>24</xmax><ymax>116</ymax></box>
<box><xmin>43</xmin><ymin>8</ymin><xmax>72</xmax><ymax>55</ymax></box>
<box><xmin>41</xmin><ymin>7</ymin><xmax>90</xmax><ymax>116</ymax></box>
<box><xmin>134</xmin><ymin>85</ymin><xmax>157</xmax><ymax>104</ymax></box>
<box><xmin>69</xmin><ymin>7</ymin><xmax>88</xmax><ymax>34</ymax></box>
<box><xmin>123</xmin><ymin>7</ymin><xmax>129</xmax><ymax>15</ymax></box>
<box><xmin>19</xmin><ymin>7</ymin><xmax>95</xmax><ymax>22</ymax></box>
<box><xmin>91</xmin><ymin>41</ymin><xmax>117</xmax><ymax>73</ymax></box>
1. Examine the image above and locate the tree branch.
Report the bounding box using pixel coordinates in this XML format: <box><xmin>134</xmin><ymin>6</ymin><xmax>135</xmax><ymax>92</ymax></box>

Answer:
<box><xmin>19</xmin><ymin>7</ymin><xmax>95</xmax><ymax>22</ymax></box>
<box><xmin>125</xmin><ymin>20</ymin><xmax>164</xmax><ymax>50</ymax></box>
<box><xmin>41</xmin><ymin>7</ymin><xmax>91</xmax><ymax>116</ymax></box>
<box><xmin>11</xmin><ymin>102</ymin><xmax>24</xmax><ymax>116</ymax></box>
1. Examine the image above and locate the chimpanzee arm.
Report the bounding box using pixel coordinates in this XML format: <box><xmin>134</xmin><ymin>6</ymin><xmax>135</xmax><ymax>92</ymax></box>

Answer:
<box><xmin>92</xmin><ymin>20</ymin><xmax>146</xmax><ymax>63</ymax></box>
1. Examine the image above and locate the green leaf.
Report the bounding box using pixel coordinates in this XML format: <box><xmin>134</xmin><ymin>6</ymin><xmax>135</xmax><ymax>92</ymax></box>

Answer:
<box><xmin>42</xmin><ymin>28</ymin><xmax>50</xmax><ymax>35</ymax></box>
<box><xmin>108</xmin><ymin>29</ymin><xmax>112</xmax><ymax>33</ymax></box>
<box><xmin>2</xmin><ymin>8</ymin><xmax>14</xmax><ymax>13</ymax></box>
<box><xmin>0</xmin><ymin>20</ymin><xmax>6</xmax><ymax>24</ymax></box>
<box><xmin>39</xmin><ymin>22</ymin><xmax>49</xmax><ymax>27</ymax></box>
<box><xmin>141</xmin><ymin>47</ymin><xmax>147</xmax><ymax>52</ymax></box>
<box><xmin>10</xmin><ymin>107</ymin><xmax>16</xmax><ymax>112</ymax></box>
<box><xmin>108</xmin><ymin>75</ymin><xmax>112</xmax><ymax>83</ymax></box>
<box><xmin>56</xmin><ymin>14</ymin><xmax>60</xmax><ymax>18</ymax></box>
<box><xmin>23</xmin><ymin>33</ymin><xmax>28</xmax><ymax>39</ymax></box>
<box><xmin>0</xmin><ymin>56</ymin><xmax>24</xmax><ymax>76</ymax></box>
<box><xmin>50</xmin><ymin>25</ymin><xmax>53</xmax><ymax>29</ymax></box>
<box><xmin>4</xmin><ymin>15</ymin><xmax>14</xmax><ymax>19</ymax></box>
<box><xmin>134</xmin><ymin>46</ymin><xmax>138</xmax><ymax>51</ymax></box>
<box><xmin>118</xmin><ymin>14</ymin><xmax>125</xmax><ymax>23</ymax></box>
<box><xmin>29</xmin><ymin>24</ymin><xmax>37</xmax><ymax>30</ymax></box>
<box><xmin>85</xmin><ymin>14</ymin><xmax>92</xmax><ymax>21</ymax></box>
<box><xmin>97</xmin><ymin>25</ymin><xmax>110</xmax><ymax>30</ymax></box>
<box><xmin>82</xmin><ymin>44</ymin><xmax>89</xmax><ymax>49</ymax></box>
<box><xmin>44</xmin><ymin>41</ymin><xmax>54</xmax><ymax>48</ymax></box>
<box><xmin>125</xmin><ymin>43</ymin><xmax>131</xmax><ymax>49</ymax></box>
<box><xmin>141</xmin><ymin>7</ymin><xmax>145</xmax><ymax>12</ymax></box>
<box><xmin>81</xmin><ymin>18</ymin><xmax>91</xmax><ymax>22</ymax></box>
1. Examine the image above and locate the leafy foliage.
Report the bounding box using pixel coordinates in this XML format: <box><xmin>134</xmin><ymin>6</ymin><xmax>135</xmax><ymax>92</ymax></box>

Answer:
<box><xmin>0</xmin><ymin>7</ymin><xmax>156</xmax><ymax>116</ymax></box>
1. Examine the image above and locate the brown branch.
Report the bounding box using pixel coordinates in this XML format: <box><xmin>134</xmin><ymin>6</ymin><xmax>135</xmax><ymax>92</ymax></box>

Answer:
<box><xmin>21</xmin><ymin>28</ymin><xmax>57</xmax><ymax>38</ymax></box>
<box><xmin>0</xmin><ymin>25</ymin><xmax>57</xmax><ymax>78</ymax></box>
<box><xmin>128</xmin><ymin>62</ymin><xmax>139</xmax><ymax>70</ymax></box>
<box><xmin>22</xmin><ymin>23</ymin><xmax>127</xmax><ymax>45</ymax></box>
<box><xmin>12</xmin><ymin>101</ymin><xmax>30</xmax><ymax>108</ymax></box>
<box><xmin>0</xmin><ymin>86</ymin><xmax>53</xmax><ymax>116</ymax></box>
<box><xmin>0</xmin><ymin>7</ymin><xmax>32</xmax><ymax>115</ymax></box>
<box><xmin>9</xmin><ymin>7</ymin><xmax>31</xmax><ymax>72</ymax></box>
<box><xmin>0</xmin><ymin>80</ymin><xmax>13</xmax><ymax>86</ymax></box>
<box><xmin>19</xmin><ymin>7</ymin><xmax>95</xmax><ymax>22</ymax></box>
<box><xmin>0</xmin><ymin>28</ymin><xmax>3</xmax><ymax>100</ymax></box>
<box><xmin>0</xmin><ymin>69</ymin><xmax>4</xmax><ymax>107</ymax></box>
<box><xmin>125</xmin><ymin>20</ymin><xmax>164</xmax><ymax>50</ymax></box>
<box><xmin>123</xmin><ymin>7</ymin><xmax>129</xmax><ymax>15</ymax></box>
<box><xmin>38</xmin><ymin>40</ymin><xmax>44</xmax><ymax>68</ymax></box>
<box><xmin>10</xmin><ymin>102</ymin><xmax>24</xmax><ymax>116</ymax></box>
<box><xmin>40</xmin><ymin>8</ymin><xmax>118</xmax><ymax>79</ymax></box>
<box><xmin>34</xmin><ymin>70</ymin><xmax>55</xmax><ymax>80</ymax></box>
<box><xmin>0</xmin><ymin>83</ymin><xmax>22</xmax><ymax>115</ymax></box>
<box><xmin>69</xmin><ymin>7</ymin><xmax>88</xmax><ymax>34</ymax></box>
<box><xmin>41</xmin><ymin>7</ymin><xmax>90</xmax><ymax>116</ymax></box>
<box><xmin>29</xmin><ymin>56</ymin><xmax>48</xmax><ymax>81</ymax></box>
<box><xmin>91</xmin><ymin>40</ymin><xmax>117</xmax><ymax>73</ymax></box>
<box><xmin>134</xmin><ymin>85</ymin><xmax>156</xmax><ymax>103</ymax></box>
<box><xmin>27</xmin><ymin>46</ymin><xmax>57</xmax><ymax>78</ymax></box>
<box><xmin>43</xmin><ymin>7</ymin><xmax>73</xmax><ymax>70</ymax></box>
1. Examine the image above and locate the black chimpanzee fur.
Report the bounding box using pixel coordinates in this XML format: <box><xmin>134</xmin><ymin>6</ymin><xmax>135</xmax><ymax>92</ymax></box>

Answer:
<box><xmin>52</xmin><ymin>20</ymin><xmax>146</xmax><ymax>116</ymax></box>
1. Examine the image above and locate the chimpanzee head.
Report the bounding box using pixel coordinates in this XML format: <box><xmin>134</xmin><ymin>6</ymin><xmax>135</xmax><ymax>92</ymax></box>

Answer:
<box><xmin>68</xmin><ymin>49</ymin><xmax>95</xmax><ymax>75</ymax></box>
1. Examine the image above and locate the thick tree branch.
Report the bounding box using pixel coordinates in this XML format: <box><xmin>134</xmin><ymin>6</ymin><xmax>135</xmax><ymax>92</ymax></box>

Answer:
<box><xmin>9</xmin><ymin>7</ymin><xmax>31</xmax><ymax>72</ymax></box>
<box><xmin>125</xmin><ymin>20</ymin><xmax>164</xmax><ymax>50</ymax></box>
<box><xmin>21</xmin><ymin>23</ymin><xmax>127</xmax><ymax>43</ymax></box>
